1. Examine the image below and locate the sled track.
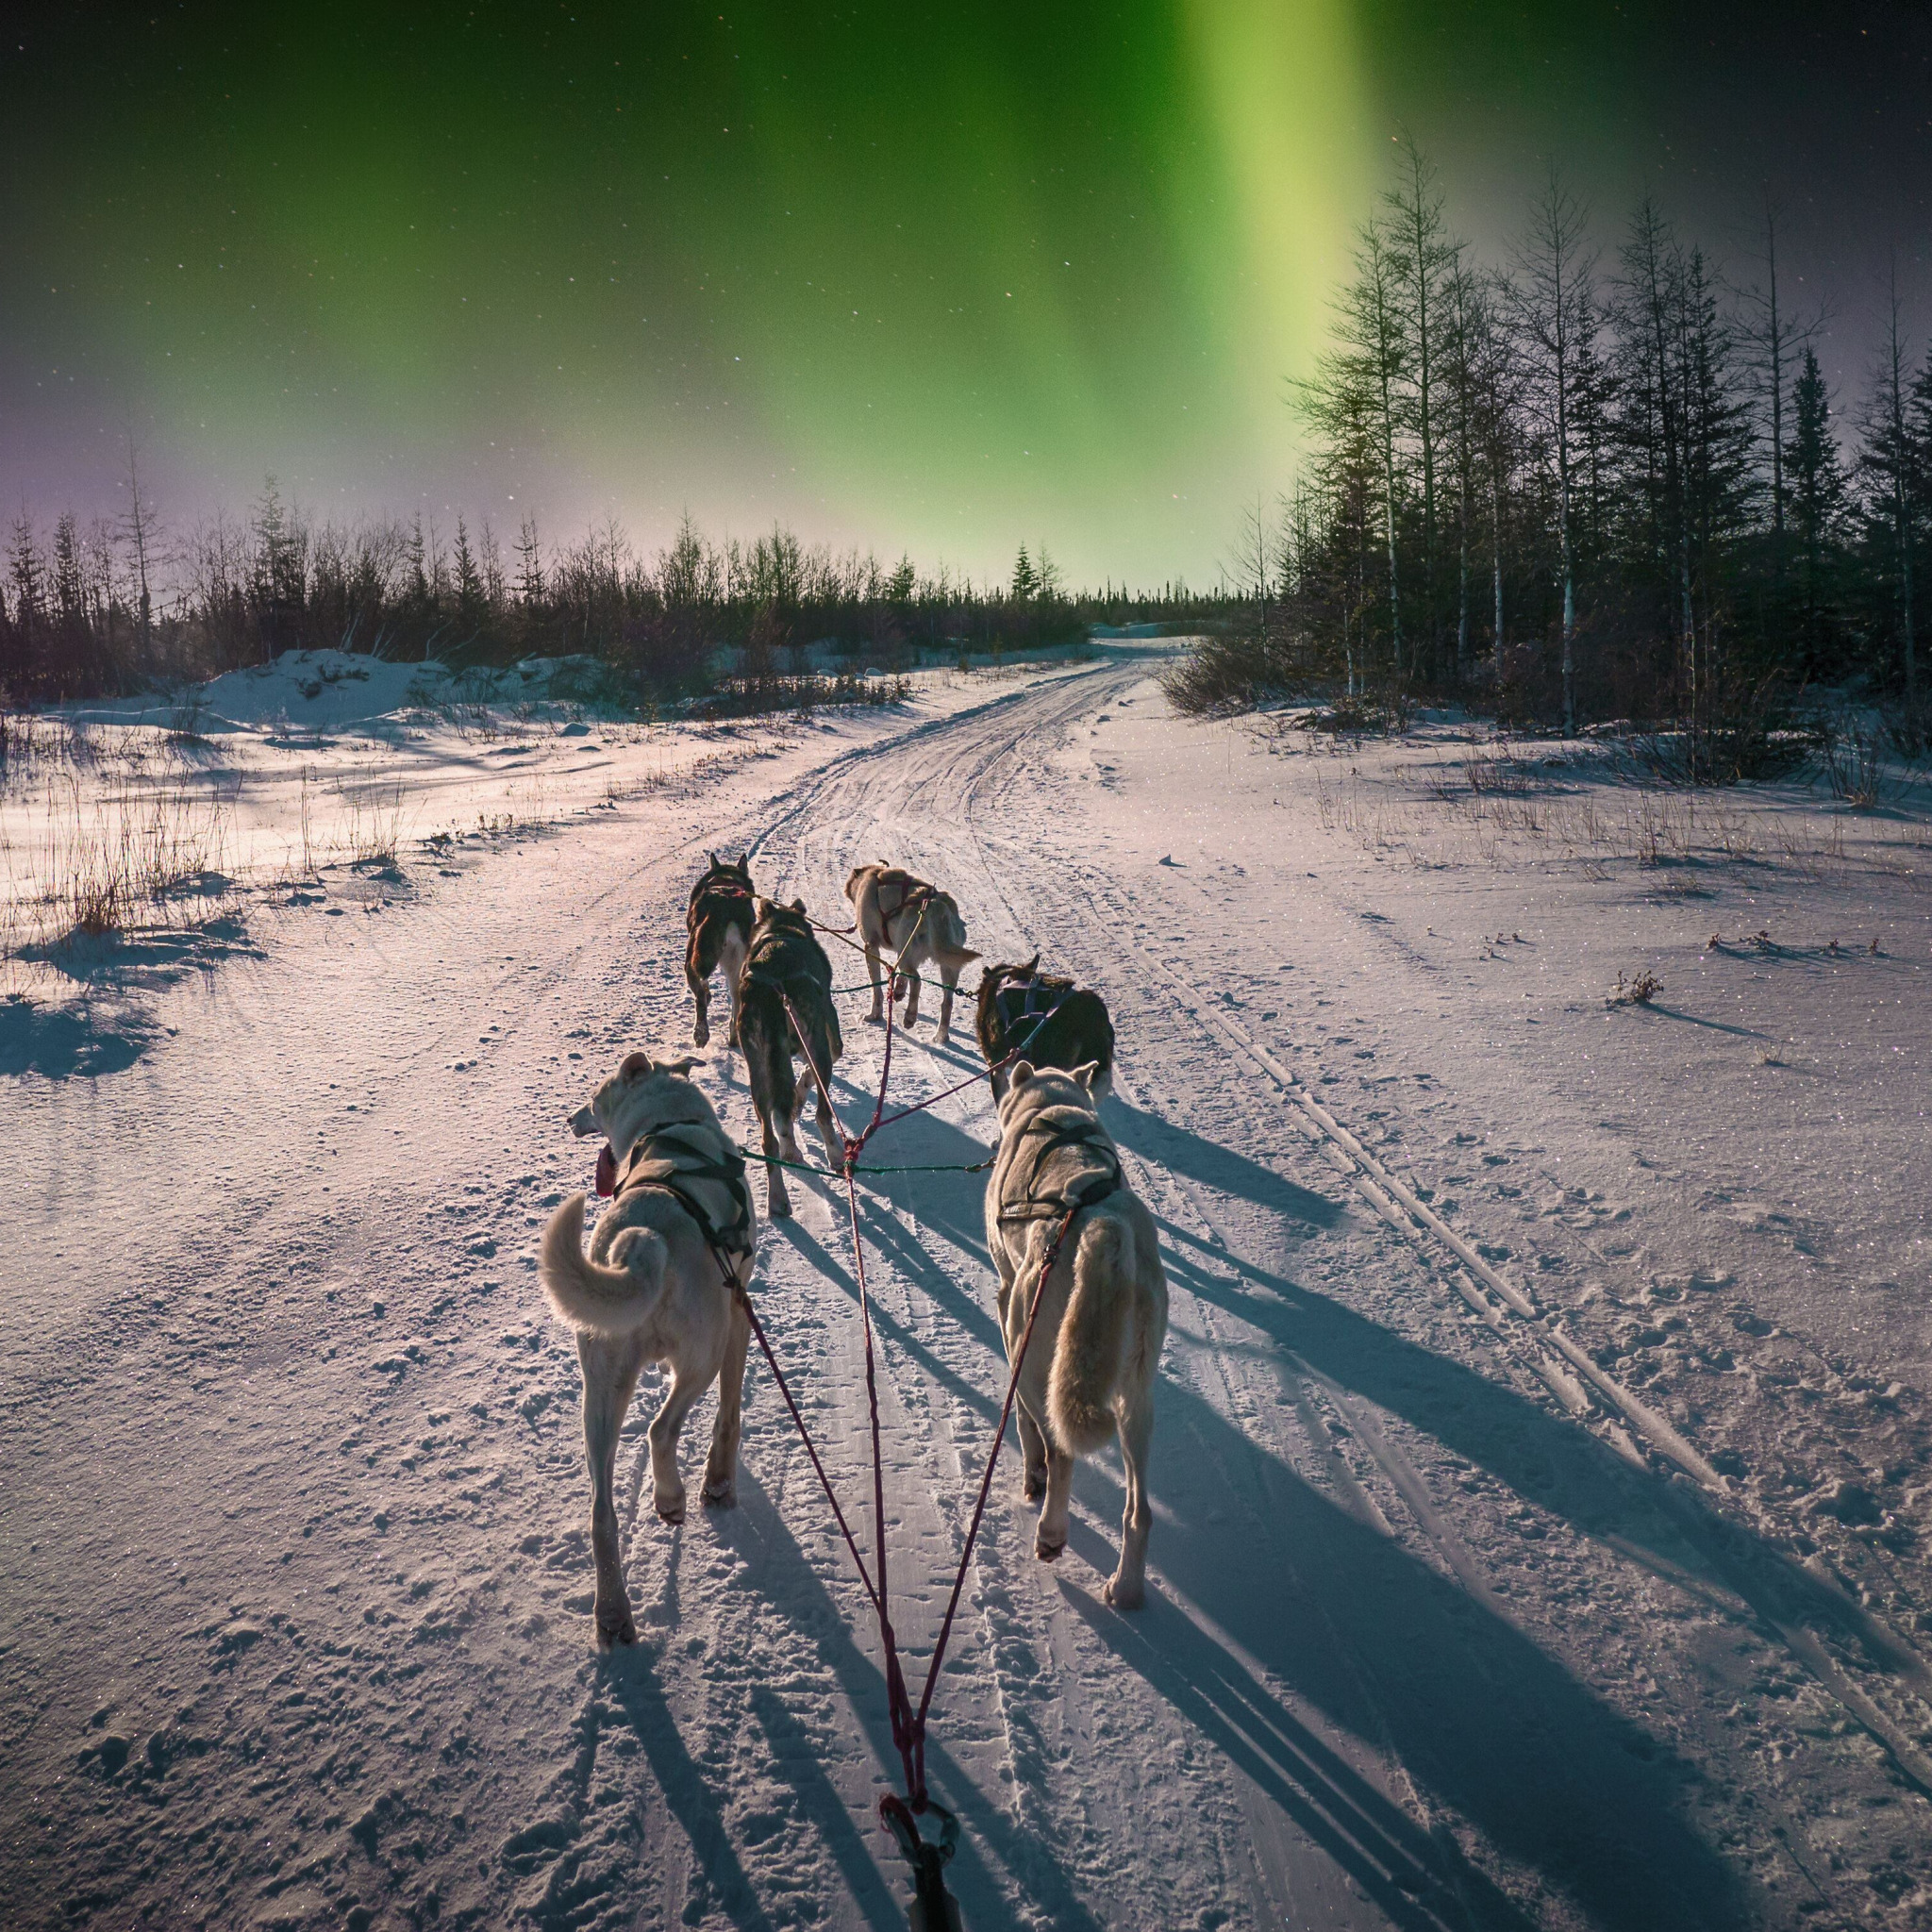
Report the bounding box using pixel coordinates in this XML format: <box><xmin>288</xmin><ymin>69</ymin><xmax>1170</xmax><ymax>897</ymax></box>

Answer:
<box><xmin>895</xmin><ymin>659</ymin><xmax>1932</xmax><ymax>1806</ymax></box>
<box><xmin>686</xmin><ymin>654</ymin><xmax>1932</xmax><ymax>1913</ymax></box>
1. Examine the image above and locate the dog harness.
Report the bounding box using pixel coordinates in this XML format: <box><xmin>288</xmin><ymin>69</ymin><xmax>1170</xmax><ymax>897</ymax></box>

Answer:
<box><xmin>691</xmin><ymin>872</ymin><xmax>755</xmax><ymax>924</ymax></box>
<box><xmin>994</xmin><ymin>1104</ymin><xmax>1122</xmax><ymax>1224</ymax></box>
<box><xmin>614</xmin><ymin>1120</ymin><xmax>755</xmax><ymax>1257</ymax></box>
<box><xmin>741</xmin><ymin>921</ymin><xmax>831</xmax><ymax>996</ymax></box>
<box><xmin>992</xmin><ymin>974</ymin><xmax>1073</xmax><ymax>1036</ymax></box>
<box><xmin>874</xmin><ymin>875</ymin><xmax>937</xmax><ymax>928</ymax></box>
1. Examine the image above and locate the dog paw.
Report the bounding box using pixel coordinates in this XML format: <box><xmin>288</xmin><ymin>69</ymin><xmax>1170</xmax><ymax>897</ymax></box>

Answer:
<box><xmin>654</xmin><ymin>1493</ymin><xmax>687</xmax><ymax>1525</ymax></box>
<box><xmin>768</xmin><ymin>1197</ymin><xmax>793</xmax><ymax>1220</ymax></box>
<box><xmin>1034</xmin><ymin>1531</ymin><xmax>1067</xmax><ymax>1563</ymax></box>
<box><xmin>1103</xmin><ymin>1574</ymin><xmax>1144</xmax><ymax>1611</ymax></box>
<box><xmin>1023</xmin><ymin>1471</ymin><xmax>1047</xmax><ymax>1504</ymax></box>
<box><xmin>596</xmin><ymin>1603</ymin><xmax>639</xmax><ymax>1647</ymax></box>
<box><xmin>691</xmin><ymin>1025</ymin><xmax>710</xmax><ymax>1049</ymax></box>
<box><xmin>702</xmin><ymin>1477</ymin><xmax>736</xmax><ymax>1508</ymax></box>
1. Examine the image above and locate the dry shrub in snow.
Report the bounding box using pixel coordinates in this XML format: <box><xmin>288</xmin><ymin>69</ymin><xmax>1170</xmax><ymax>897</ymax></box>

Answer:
<box><xmin>1605</xmin><ymin>968</ymin><xmax>1662</xmax><ymax>1008</ymax></box>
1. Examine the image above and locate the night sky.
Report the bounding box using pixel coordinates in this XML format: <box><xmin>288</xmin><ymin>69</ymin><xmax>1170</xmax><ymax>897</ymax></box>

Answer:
<box><xmin>3</xmin><ymin>2</ymin><xmax>1928</xmax><ymax>583</ymax></box>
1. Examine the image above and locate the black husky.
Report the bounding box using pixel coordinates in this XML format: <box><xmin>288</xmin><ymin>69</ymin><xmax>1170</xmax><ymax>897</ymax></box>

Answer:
<box><xmin>736</xmin><ymin>898</ymin><xmax>845</xmax><ymax>1216</ymax></box>
<box><xmin>685</xmin><ymin>852</ymin><xmax>756</xmax><ymax>1048</ymax></box>
<box><xmin>974</xmin><ymin>954</ymin><xmax>1115</xmax><ymax>1102</ymax></box>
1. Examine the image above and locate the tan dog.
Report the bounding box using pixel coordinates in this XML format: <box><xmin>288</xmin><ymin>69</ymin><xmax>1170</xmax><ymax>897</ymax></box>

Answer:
<box><xmin>844</xmin><ymin>862</ymin><xmax>978</xmax><ymax>1042</ymax></box>
<box><xmin>984</xmin><ymin>1060</ymin><xmax>1168</xmax><ymax>1608</ymax></box>
<box><xmin>538</xmin><ymin>1051</ymin><xmax>756</xmax><ymax>1646</ymax></box>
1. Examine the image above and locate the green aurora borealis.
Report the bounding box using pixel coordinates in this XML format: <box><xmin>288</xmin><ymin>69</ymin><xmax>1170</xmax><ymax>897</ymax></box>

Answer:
<box><xmin>3</xmin><ymin>3</ymin><xmax>1926</xmax><ymax>582</ymax></box>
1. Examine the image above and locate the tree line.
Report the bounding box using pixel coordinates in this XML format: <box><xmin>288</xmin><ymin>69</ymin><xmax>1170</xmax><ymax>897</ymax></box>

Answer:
<box><xmin>1192</xmin><ymin>140</ymin><xmax>1929</xmax><ymax>767</ymax></box>
<box><xmin>0</xmin><ymin>478</ymin><xmax>1214</xmax><ymax>708</ymax></box>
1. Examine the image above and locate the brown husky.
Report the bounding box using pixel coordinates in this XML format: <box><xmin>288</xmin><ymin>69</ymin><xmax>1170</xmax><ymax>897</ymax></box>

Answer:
<box><xmin>736</xmin><ymin>897</ymin><xmax>844</xmax><ymax>1217</ymax></box>
<box><xmin>844</xmin><ymin>862</ymin><xmax>978</xmax><ymax>1042</ymax></box>
<box><xmin>685</xmin><ymin>852</ymin><xmax>757</xmax><ymax>1048</ymax></box>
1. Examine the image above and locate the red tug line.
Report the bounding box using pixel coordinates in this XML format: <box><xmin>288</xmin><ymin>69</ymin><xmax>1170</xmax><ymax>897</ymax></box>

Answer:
<box><xmin>665</xmin><ymin>973</ymin><xmax>1072</xmax><ymax>1910</ymax></box>
<box><xmin>656</xmin><ymin>886</ymin><xmax>1071</xmax><ymax>1912</ymax></box>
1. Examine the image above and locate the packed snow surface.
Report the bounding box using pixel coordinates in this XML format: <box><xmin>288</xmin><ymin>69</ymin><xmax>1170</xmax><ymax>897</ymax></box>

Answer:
<box><xmin>4</xmin><ymin>643</ymin><xmax>1931</xmax><ymax>1929</ymax></box>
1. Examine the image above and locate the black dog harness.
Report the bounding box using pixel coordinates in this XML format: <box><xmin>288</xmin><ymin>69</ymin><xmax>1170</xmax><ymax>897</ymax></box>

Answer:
<box><xmin>993</xmin><ymin>975</ymin><xmax>1072</xmax><ymax>1035</ymax></box>
<box><xmin>994</xmin><ymin>1106</ymin><xmax>1122</xmax><ymax>1224</ymax></box>
<box><xmin>614</xmin><ymin>1121</ymin><xmax>755</xmax><ymax>1258</ymax></box>
<box><xmin>742</xmin><ymin>922</ymin><xmax>831</xmax><ymax>997</ymax></box>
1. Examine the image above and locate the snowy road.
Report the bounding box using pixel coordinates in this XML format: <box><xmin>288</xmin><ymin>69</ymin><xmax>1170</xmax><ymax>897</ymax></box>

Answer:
<box><xmin>5</xmin><ymin>648</ymin><xmax>1929</xmax><ymax>1929</ymax></box>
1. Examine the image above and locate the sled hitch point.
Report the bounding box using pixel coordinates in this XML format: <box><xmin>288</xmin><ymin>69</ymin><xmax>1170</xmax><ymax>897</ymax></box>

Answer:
<box><xmin>880</xmin><ymin>1793</ymin><xmax>961</xmax><ymax>1932</ymax></box>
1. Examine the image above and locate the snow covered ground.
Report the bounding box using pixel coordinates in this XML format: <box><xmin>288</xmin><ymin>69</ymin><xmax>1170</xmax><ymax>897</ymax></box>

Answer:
<box><xmin>0</xmin><ymin>649</ymin><xmax>1045</xmax><ymax>1074</ymax></box>
<box><xmin>4</xmin><ymin>644</ymin><xmax>1930</xmax><ymax>1930</ymax></box>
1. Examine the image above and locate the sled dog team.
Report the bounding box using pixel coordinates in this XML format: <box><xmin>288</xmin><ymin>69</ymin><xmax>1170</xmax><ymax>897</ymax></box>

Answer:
<box><xmin>539</xmin><ymin>855</ymin><xmax>1168</xmax><ymax>1647</ymax></box>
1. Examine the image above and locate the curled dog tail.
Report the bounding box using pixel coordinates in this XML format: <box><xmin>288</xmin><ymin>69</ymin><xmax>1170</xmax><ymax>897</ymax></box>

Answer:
<box><xmin>1047</xmin><ymin>1212</ymin><xmax>1131</xmax><ymax>1455</ymax></box>
<box><xmin>538</xmin><ymin>1193</ymin><xmax>670</xmax><ymax>1338</ymax></box>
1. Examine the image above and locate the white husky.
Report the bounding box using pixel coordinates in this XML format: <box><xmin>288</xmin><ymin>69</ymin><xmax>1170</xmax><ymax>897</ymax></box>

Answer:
<box><xmin>538</xmin><ymin>1051</ymin><xmax>756</xmax><ymax>1647</ymax></box>
<box><xmin>984</xmin><ymin>1061</ymin><xmax>1168</xmax><ymax>1608</ymax></box>
<box><xmin>844</xmin><ymin>862</ymin><xmax>979</xmax><ymax>1042</ymax></box>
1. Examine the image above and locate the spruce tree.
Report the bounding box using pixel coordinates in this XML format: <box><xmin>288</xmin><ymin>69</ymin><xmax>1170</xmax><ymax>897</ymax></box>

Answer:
<box><xmin>1784</xmin><ymin>347</ymin><xmax>1848</xmax><ymax>675</ymax></box>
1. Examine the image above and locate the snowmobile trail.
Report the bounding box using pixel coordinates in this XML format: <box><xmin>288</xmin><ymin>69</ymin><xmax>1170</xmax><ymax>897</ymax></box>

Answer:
<box><xmin>4</xmin><ymin>648</ymin><xmax>1928</xmax><ymax>1929</ymax></box>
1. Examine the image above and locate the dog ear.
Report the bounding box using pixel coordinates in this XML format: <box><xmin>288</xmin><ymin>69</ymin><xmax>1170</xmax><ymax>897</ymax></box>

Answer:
<box><xmin>1073</xmin><ymin>1059</ymin><xmax>1102</xmax><ymax>1091</ymax></box>
<box><xmin>708</xmin><ymin>850</ymin><xmax>720</xmax><ymax>869</ymax></box>
<box><xmin>1009</xmin><ymin>1060</ymin><xmax>1035</xmax><ymax>1088</ymax></box>
<box><xmin>791</xmin><ymin>896</ymin><xmax>807</xmax><ymax>913</ymax></box>
<box><xmin>660</xmin><ymin>1055</ymin><xmax>698</xmax><ymax>1077</ymax></box>
<box><xmin>619</xmin><ymin>1050</ymin><xmax>651</xmax><ymax>1079</ymax></box>
<box><xmin>1021</xmin><ymin>952</ymin><xmax>1041</xmax><ymax>979</ymax></box>
<box><xmin>735</xmin><ymin>852</ymin><xmax>747</xmax><ymax>870</ymax></box>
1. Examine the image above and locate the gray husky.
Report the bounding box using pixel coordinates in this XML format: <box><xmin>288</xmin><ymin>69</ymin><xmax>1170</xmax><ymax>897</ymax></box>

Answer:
<box><xmin>736</xmin><ymin>897</ymin><xmax>844</xmax><ymax>1217</ymax></box>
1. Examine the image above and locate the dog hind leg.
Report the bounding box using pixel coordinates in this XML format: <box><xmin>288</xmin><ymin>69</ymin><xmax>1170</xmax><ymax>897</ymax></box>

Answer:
<box><xmin>647</xmin><ymin>1360</ymin><xmax>708</xmax><ymax>1524</ymax></box>
<box><xmin>809</xmin><ymin>1024</ymin><xmax>842</xmax><ymax>1169</ymax></box>
<box><xmin>702</xmin><ymin>1291</ymin><xmax>752</xmax><ymax>1507</ymax></box>
<box><xmin>685</xmin><ymin>935</ymin><xmax>713</xmax><ymax>1048</ymax></box>
<box><xmin>1016</xmin><ymin>1403</ymin><xmax>1049</xmax><ymax>1504</ymax></box>
<box><xmin>1036</xmin><ymin>1433</ymin><xmax>1075</xmax><ymax>1562</ymax></box>
<box><xmin>578</xmin><ymin>1330</ymin><xmax>646</xmax><ymax>1645</ymax></box>
<box><xmin>863</xmin><ymin>939</ymin><xmax>886</xmax><ymax>1024</ymax></box>
<box><xmin>745</xmin><ymin>1017</ymin><xmax>792</xmax><ymax>1216</ymax></box>
<box><xmin>774</xmin><ymin>1052</ymin><xmax>807</xmax><ymax>1167</ymax></box>
<box><xmin>1105</xmin><ymin>1384</ymin><xmax>1154</xmax><ymax>1610</ymax></box>
<box><xmin>720</xmin><ymin>926</ymin><xmax>748</xmax><ymax>1048</ymax></box>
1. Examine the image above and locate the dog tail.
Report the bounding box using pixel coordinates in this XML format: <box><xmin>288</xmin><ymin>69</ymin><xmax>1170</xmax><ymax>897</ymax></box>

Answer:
<box><xmin>931</xmin><ymin>900</ymin><xmax>977</xmax><ymax>972</ymax></box>
<box><xmin>538</xmin><ymin>1193</ymin><xmax>670</xmax><ymax>1338</ymax></box>
<box><xmin>1047</xmin><ymin>1211</ymin><xmax>1131</xmax><ymax>1455</ymax></box>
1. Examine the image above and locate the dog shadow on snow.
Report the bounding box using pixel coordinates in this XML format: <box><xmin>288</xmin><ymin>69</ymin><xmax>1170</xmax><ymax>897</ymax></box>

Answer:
<box><xmin>706</xmin><ymin>1465</ymin><xmax>1109</xmax><ymax>1932</ymax></box>
<box><xmin>749</xmin><ymin>1074</ymin><xmax>1772</xmax><ymax>1930</ymax></box>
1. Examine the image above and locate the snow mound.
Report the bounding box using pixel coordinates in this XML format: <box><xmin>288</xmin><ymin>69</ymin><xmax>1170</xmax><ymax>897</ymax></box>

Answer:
<box><xmin>61</xmin><ymin>650</ymin><xmax>622</xmax><ymax>735</ymax></box>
